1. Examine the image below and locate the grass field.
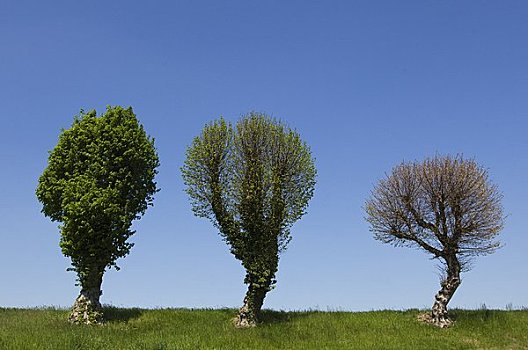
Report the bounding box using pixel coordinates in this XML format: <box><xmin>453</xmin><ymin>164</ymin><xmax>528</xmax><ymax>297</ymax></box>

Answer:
<box><xmin>1</xmin><ymin>307</ymin><xmax>527</xmax><ymax>349</ymax></box>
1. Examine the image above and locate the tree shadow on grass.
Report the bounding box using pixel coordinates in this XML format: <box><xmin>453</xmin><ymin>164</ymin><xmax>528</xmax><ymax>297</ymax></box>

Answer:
<box><xmin>259</xmin><ymin>309</ymin><xmax>316</xmax><ymax>324</ymax></box>
<box><xmin>102</xmin><ymin>306</ymin><xmax>143</xmax><ymax>323</ymax></box>
<box><xmin>449</xmin><ymin>308</ymin><xmax>503</xmax><ymax>323</ymax></box>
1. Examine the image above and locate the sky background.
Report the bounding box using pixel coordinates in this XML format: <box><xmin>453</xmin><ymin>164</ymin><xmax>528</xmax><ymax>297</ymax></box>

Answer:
<box><xmin>1</xmin><ymin>0</ymin><xmax>527</xmax><ymax>311</ymax></box>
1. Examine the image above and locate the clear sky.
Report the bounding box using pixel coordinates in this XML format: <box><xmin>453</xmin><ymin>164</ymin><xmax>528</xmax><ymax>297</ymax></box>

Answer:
<box><xmin>1</xmin><ymin>1</ymin><xmax>527</xmax><ymax>311</ymax></box>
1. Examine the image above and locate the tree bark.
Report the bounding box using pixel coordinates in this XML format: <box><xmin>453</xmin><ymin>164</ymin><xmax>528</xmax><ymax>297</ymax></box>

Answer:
<box><xmin>69</xmin><ymin>272</ymin><xmax>104</xmax><ymax>325</ymax></box>
<box><xmin>430</xmin><ymin>258</ymin><xmax>461</xmax><ymax>328</ymax></box>
<box><xmin>235</xmin><ymin>284</ymin><xmax>268</xmax><ymax>328</ymax></box>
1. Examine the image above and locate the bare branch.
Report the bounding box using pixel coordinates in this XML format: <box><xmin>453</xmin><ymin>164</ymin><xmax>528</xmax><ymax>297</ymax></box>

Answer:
<box><xmin>365</xmin><ymin>155</ymin><xmax>504</xmax><ymax>268</ymax></box>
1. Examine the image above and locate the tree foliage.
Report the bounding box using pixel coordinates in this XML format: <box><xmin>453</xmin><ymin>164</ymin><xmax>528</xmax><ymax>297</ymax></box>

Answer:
<box><xmin>365</xmin><ymin>155</ymin><xmax>504</xmax><ymax>327</ymax></box>
<box><xmin>36</xmin><ymin>106</ymin><xmax>159</xmax><ymax>322</ymax></box>
<box><xmin>182</xmin><ymin>112</ymin><xmax>316</xmax><ymax>326</ymax></box>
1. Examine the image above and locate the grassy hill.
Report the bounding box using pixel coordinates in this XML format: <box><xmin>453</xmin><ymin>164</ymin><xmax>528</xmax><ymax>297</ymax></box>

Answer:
<box><xmin>1</xmin><ymin>307</ymin><xmax>527</xmax><ymax>349</ymax></box>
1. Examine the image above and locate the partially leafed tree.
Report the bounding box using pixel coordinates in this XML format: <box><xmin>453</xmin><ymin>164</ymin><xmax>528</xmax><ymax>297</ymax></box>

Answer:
<box><xmin>36</xmin><ymin>106</ymin><xmax>159</xmax><ymax>324</ymax></box>
<box><xmin>182</xmin><ymin>112</ymin><xmax>316</xmax><ymax>327</ymax></box>
<box><xmin>365</xmin><ymin>155</ymin><xmax>504</xmax><ymax>327</ymax></box>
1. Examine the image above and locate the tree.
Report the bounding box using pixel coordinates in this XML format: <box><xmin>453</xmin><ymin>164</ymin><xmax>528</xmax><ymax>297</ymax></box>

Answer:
<box><xmin>36</xmin><ymin>106</ymin><xmax>159</xmax><ymax>324</ymax></box>
<box><xmin>365</xmin><ymin>155</ymin><xmax>504</xmax><ymax>327</ymax></box>
<box><xmin>182</xmin><ymin>112</ymin><xmax>316</xmax><ymax>327</ymax></box>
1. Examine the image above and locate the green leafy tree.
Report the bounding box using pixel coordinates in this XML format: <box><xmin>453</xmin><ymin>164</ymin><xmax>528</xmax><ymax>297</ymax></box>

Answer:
<box><xmin>365</xmin><ymin>155</ymin><xmax>504</xmax><ymax>327</ymax></box>
<box><xmin>182</xmin><ymin>112</ymin><xmax>316</xmax><ymax>327</ymax></box>
<box><xmin>36</xmin><ymin>106</ymin><xmax>159</xmax><ymax>324</ymax></box>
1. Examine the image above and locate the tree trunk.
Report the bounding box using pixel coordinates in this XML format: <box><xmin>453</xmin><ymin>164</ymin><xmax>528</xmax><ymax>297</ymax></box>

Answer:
<box><xmin>430</xmin><ymin>258</ymin><xmax>461</xmax><ymax>328</ymax></box>
<box><xmin>235</xmin><ymin>242</ymin><xmax>278</xmax><ymax>328</ymax></box>
<box><xmin>235</xmin><ymin>284</ymin><xmax>268</xmax><ymax>328</ymax></box>
<box><xmin>69</xmin><ymin>273</ymin><xmax>104</xmax><ymax>325</ymax></box>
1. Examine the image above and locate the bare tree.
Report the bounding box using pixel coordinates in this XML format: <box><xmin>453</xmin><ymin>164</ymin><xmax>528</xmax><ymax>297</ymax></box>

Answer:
<box><xmin>365</xmin><ymin>155</ymin><xmax>504</xmax><ymax>327</ymax></box>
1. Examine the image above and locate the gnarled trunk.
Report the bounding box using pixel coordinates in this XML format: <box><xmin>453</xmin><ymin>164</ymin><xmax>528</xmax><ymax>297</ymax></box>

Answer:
<box><xmin>69</xmin><ymin>272</ymin><xmax>104</xmax><ymax>325</ymax></box>
<box><xmin>235</xmin><ymin>283</ymin><xmax>268</xmax><ymax>328</ymax></box>
<box><xmin>235</xmin><ymin>263</ymin><xmax>276</xmax><ymax>328</ymax></box>
<box><xmin>430</xmin><ymin>258</ymin><xmax>461</xmax><ymax>328</ymax></box>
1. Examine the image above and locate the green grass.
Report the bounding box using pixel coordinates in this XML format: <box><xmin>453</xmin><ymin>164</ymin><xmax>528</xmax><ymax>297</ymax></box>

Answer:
<box><xmin>1</xmin><ymin>307</ymin><xmax>527</xmax><ymax>349</ymax></box>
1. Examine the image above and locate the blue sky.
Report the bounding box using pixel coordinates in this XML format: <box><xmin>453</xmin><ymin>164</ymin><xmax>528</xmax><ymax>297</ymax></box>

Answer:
<box><xmin>1</xmin><ymin>0</ymin><xmax>527</xmax><ymax>311</ymax></box>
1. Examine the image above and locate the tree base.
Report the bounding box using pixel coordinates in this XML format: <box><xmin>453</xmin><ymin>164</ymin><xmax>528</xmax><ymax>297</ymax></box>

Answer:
<box><xmin>417</xmin><ymin>312</ymin><xmax>454</xmax><ymax>328</ymax></box>
<box><xmin>68</xmin><ymin>293</ymin><xmax>103</xmax><ymax>325</ymax></box>
<box><xmin>233</xmin><ymin>305</ymin><xmax>257</xmax><ymax>328</ymax></box>
<box><xmin>233</xmin><ymin>317</ymin><xmax>257</xmax><ymax>328</ymax></box>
